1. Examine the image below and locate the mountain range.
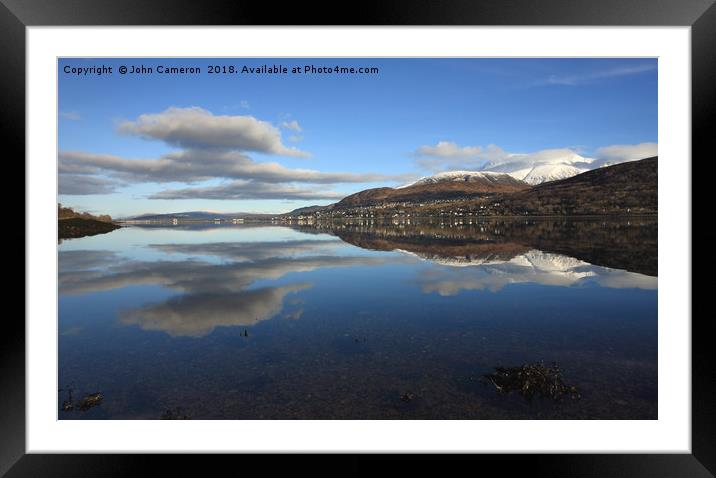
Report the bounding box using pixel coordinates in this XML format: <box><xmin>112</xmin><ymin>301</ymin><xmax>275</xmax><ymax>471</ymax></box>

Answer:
<box><xmin>123</xmin><ymin>156</ymin><xmax>657</xmax><ymax>221</ymax></box>
<box><xmin>292</xmin><ymin>156</ymin><xmax>657</xmax><ymax>217</ymax></box>
<box><xmin>124</xmin><ymin>210</ymin><xmax>273</xmax><ymax>221</ymax></box>
<box><xmin>336</xmin><ymin>171</ymin><xmax>528</xmax><ymax>208</ymax></box>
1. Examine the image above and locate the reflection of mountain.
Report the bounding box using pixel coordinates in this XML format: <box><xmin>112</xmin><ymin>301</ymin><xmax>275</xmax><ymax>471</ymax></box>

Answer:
<box><xmin>415</xmin><ymin>250</ymin><xmax>656</xmax><ymax>296</ymax></box>
<box><xmin>298</xmin><ymin>217</ymin><xmax>657</xmax><ymax>276</ymax></box>
<box><xmin>59</xmin><ymin>240</ymin><xmax>391</xmax><ymax>337</ymax></box>
<box><xmin>59</xmin><ymin>222</ymin><xmax>657</xmax><ymax>336</ymax></box>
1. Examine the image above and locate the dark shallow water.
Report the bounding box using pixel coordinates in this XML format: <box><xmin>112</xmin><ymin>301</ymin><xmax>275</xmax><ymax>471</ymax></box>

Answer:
<box><xmin>58</xmin><ymin>218</ymin><xmax>657</xmax><ymax>419</ymax></box>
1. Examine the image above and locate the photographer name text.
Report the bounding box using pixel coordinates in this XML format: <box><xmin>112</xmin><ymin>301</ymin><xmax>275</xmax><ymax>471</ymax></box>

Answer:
<box><xmin>62</xmin><ymin>63</ymin><xmax>380</xmax><ymax>77</ymax></box>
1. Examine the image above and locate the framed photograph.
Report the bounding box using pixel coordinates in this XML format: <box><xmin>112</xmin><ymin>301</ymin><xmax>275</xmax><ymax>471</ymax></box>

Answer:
<box><xmin>7</xmin><ymin>0</ymin><xmax>712</xmax><ymax>474</ymax></box>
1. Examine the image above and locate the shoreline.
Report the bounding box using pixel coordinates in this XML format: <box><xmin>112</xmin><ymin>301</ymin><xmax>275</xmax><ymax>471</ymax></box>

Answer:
<box><xmin>116</xmin><ymin>213</ymin><xmax>658</xmax><ymax>225</ymax></box>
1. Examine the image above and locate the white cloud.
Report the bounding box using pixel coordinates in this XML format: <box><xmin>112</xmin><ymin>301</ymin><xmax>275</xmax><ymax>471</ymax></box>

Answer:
<box><xmin>149</xmin><ymin>180</ymin><xmax>345</xmax><ymax>201</ymax></box>
<box><xmin>117</xmin><ymin>106</ymin><xmax>309</xmax><ymax>157</ymax></box>
<box><xmin>539</xmin><ymin>63</ymin><xmax>657</xmax><ymax>86</ymax></box>
<box><xmin>415</xmin><ymin>142</ymin><xmax>590</xmax><ymax>174</ymax></box>
<box><xmin>59</xmin><ymin>107</ymin><xmax>403</xmax><ymax>199</ymax></box>
<box><xmin>415</xmin><ymin>141</ymin><xmax>484</xmax><ymax>158</ymax></box>
<box><xmin>59</xmin><ymin>174</ymin><xmax>121</xmax><ymax>195</ymax></box>
<box><xmin>152</xmin><ymin>239</ymin><xmax>343</xmax><ymax>261</ymax></box>
<box><xmin>594</xmin><ymin>142</ymin><xmax>658</xmax><ymax>165</ymax></box>
<box><xmin>59</xmin><ymin>149</ymin><xmax>392</xmax><ymax>185</ymax></box>
<box><xmin>120</xmin><ymin>283</ymin><xmax>311</xmax><ymax>337</ymax></box>
<box><xmin>281</xmin><ymin>120</ymin><xmax>302</xmax><ymax>132</ymax></box>
<box><xmin>59</xmin><ymin>245</ymin><xmax>394</xmax><ymax>337</ymax></box>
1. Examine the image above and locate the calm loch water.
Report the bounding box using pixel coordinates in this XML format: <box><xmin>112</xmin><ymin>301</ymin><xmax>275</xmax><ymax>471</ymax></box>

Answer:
<box><xmin>58</xmin><ymin>218</ymin><xmax>657</xmax><ymax>419</ymax></box>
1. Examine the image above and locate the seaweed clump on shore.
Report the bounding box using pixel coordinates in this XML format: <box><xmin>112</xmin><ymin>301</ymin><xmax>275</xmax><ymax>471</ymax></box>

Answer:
<box><xmin>483</xmin><ymin>362</ymin><xmax>580</xmax><ymax>402</ymax></box>
<box><xmin>59</xmin><ymin>388</ymin><xmax>103</xmax><ymax>412</ymax></box>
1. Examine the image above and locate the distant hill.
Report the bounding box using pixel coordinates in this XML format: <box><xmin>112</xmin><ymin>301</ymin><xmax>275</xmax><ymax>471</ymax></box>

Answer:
<box><xmin>125</xmin><ymin>211</ymin><xmax>274</xmax><ymax>221</ymax></box>
<box><xmin>130</xmin><ymin>211</ymin><xmax>226</xmax><ymax>221</ymax></box>
<box><xmin>285</xmin><ymin>205</ymin><xmax>332</xmax><ymax>216</ymax></box>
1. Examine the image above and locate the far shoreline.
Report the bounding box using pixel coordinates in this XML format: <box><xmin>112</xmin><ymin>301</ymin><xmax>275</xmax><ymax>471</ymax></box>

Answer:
<box><xmin>116</xmin><ymin>213</ymin><xmax>658</xmax><ymax>225</ymax></box>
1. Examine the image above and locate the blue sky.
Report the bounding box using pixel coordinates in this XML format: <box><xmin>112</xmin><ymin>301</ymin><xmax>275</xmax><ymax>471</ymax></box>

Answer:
<box><xmin>58</xmin><ymin>58</ymin><xmax>657</xmax><ymax>217</ymax></box>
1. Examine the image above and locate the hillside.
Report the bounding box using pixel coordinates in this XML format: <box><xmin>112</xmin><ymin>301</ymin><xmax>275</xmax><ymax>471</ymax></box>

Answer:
<box><xmin>58</xmin><ymin>204</ymin><xmax>114</xmax><ymax>222</ymax></box>
<box><xmin>286</xmin><ymin>205</ymin><xmax>332</xmax><ymax>216</ymax></box>
<box><xmin>335</xmin><ymin>172</ymin><xmax>529</xmax><ymax>208</ymax></box>
<box><xmin>499</xmin><ymin>156</ymin><xmax>657</xmax><ymax>216</ymax></box>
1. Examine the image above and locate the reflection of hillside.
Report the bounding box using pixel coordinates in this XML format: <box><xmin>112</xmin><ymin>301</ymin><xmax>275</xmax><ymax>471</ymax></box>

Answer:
<box><xmin>298</xmin><ymin>218</ymin><xmax>657</xmax><ymax>276</ymax></box>
<box><xmin>59</xmin><ymin>240</ymin><xmax>391</xmax><ymax>337</ymax></box>
<box><xmin>332</xmin><ymin>230</ymin><xmax>530</xmax><ymax>265</ymax></box>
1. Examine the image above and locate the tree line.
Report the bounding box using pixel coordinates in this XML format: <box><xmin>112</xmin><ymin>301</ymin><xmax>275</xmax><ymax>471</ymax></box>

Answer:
<box><xmin>58</xmin><ymin>203</ymin><xmax>113</xmax><ymax>223</ymax></box>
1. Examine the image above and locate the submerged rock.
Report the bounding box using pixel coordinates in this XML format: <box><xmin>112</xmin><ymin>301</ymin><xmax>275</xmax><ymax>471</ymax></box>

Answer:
<box><xmin>78</xmin><ymin>392</ymin><xmax>103</xmax><ymax>411</ymax></box>
<box><xmin>483</xmin><ymin>362</ymin><xmax>580</xmax><ymax>402</ymax></box>
<box><xmin>60</xmin><ymin>389</ymin><xmax>103</xmax><ymax>412</ymax></box>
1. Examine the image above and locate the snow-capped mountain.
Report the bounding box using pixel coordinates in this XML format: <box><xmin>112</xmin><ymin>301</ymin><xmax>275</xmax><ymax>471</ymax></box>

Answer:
<box><xmin>337</xmin><ymin>170</ymin><xmax>528</xmax><ymax>208</ymax></box>
<box><xmin>401</xmin><ymin>170</ymin><xmax>523</xmax><ymax>188</ymax></box>
<box><xmin>402</xmin><ymin>151</ymin><xmax>594</xmax><ymax>187</ymax></box>
<box><xmin>401</xmin><ymin>162</ymin><xmax>588</xmax><ymax>188</ymax></box>
<box><xmin>481</xmin><ymin>150</ymin><xmax>593</xmax><ymax>185</ymax></box>
<box><xmin>520</xmin><ymin>163</ymin><xmax>589</xmax><ymax>184</ymax></box>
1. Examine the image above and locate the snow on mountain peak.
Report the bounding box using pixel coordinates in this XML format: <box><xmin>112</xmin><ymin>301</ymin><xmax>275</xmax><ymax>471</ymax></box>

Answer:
<box><xmin>521</xmin><ymin>163</ymin><xmax>589</xmax><ymax>185</ymax></box>
<box><xmin>399</xmin><ymin>170</ymin><xmax>518</xmax><ymax>188</ymax></box>
<box><xmin>482</xmin><ymin>150</ymin><xmax>593</xmax><ymax>184</ymax></box>
<box><xmin>406</xmin><ymin>150</ymin><xmax>595</xmax><ymax>187</ymax></box>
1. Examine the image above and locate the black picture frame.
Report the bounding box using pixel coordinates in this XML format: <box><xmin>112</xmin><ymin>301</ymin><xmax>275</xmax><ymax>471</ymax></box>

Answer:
<box><xmin>5</xmin><ymin>0</ymin><xmax>712</xmax><ymax>475</ymax></box>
